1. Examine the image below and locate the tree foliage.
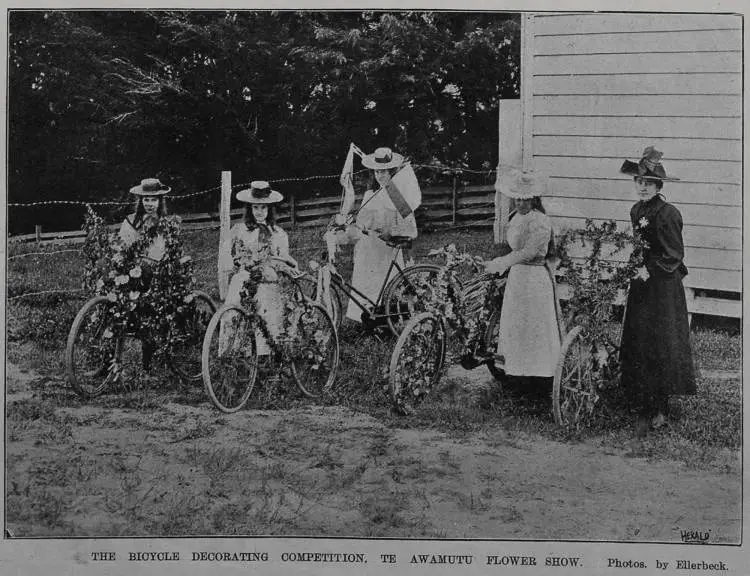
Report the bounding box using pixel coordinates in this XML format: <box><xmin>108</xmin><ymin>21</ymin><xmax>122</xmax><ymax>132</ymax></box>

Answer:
<box><xmin>9</xmin><ymin>10</ymin><xmax>520</xmax><ymax>233</ymax></box>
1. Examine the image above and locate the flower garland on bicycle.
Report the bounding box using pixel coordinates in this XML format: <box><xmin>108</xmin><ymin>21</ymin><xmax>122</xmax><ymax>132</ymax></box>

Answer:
<box><xmin>82</xmin><ymin>178</ymin><xmax>196</xmax><ymax>367</ymax></box>
<box><xmin>218</xmin><ymin>181</ymin><xmax>299</xmax><ymax>356</ymax></box>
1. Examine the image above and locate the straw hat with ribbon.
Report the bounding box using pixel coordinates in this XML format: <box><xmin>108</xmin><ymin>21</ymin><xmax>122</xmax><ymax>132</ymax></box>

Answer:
<box><xmin>129</xmin><ymin>178</ymin><xmax>171</xmax><ymax>196</ymax></box>
<box><xmin>236</xmin><ymin>181</ymin><xmax>284</xmax><ymax>204</ymax></box>
<box><xmin>361</xmin><ymin>147</ymin><xmax>405</xmax><ymax>170</ymax></box>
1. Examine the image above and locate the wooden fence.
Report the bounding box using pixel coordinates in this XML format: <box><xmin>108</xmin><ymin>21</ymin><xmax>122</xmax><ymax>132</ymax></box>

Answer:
<box><xmin>9</xmin><ymin>184</ymin><xmax>498</xmax><ymax>245</ymax></box>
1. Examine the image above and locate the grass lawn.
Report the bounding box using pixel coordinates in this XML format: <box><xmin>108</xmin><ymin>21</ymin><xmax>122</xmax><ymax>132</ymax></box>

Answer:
<box><xmin>7</xmin><ymin>224</ymin><xmax>742</xmax><ymax>467</ymax></box>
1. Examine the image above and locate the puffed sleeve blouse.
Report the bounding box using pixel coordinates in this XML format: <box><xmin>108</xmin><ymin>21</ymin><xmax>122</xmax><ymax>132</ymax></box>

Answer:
<box><xmin>504</xmin><ymin>209</ymin><xmax>553</xmax><ymax>267</ymax></box>
<box><xmin>218</xmin><ymin>223</ymin><xmax>294</xmax><ymax>274</ymax></box>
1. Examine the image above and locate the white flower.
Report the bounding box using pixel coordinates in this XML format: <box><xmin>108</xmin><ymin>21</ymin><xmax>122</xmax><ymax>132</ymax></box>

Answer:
<box><xmin>112</xmin><ymin>252</ymin><xmax>124</xmax><ymax>264</ymax></box>
<box><xmin>129</xmin><ymin>291</ymin><xmax>140</xmax><ymax>301</ymax></box>
<box><xmin>106</xmin><ymin>292</ymin><xmax>117</xmax><ymax>302</ymax></box>
<box><xmin>96</xmin><ymin>279</ymin><xmax>104</xmax><ymax>290</ymax></box>
<box><xmin>595</xmin><ymin>346</ymin><xmax>609</xmax><ymax>366</ymax></box>
<box><xmin>103</xmin><ymin>328</ymin><xmax>113</xmax><ymax>339</ymax></box>
<box><xmin>115</xmin><ymin>274</ymin><xmax>129</xmax><ymax>286</ymax></box>
<box><xmin>183</xmin><ymin>293</ymin><xmax>194</xmax><ymax>304</ymax></box>
<box><xmin>638</xmin><ymin>217</ymin><xmax>649</xmax><ymax>229</ymax></box>
<box><xmin>129</xmin><ymin>266</ymin><xmax>142</xmax><ymax>279</ymax></box>
<box><xmin>634</xmin><ymin>266</ymin><xmax>650</xmax><ymax>281</ymax></box>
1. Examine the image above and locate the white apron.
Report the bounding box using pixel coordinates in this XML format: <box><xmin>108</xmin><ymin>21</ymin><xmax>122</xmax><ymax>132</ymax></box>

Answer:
<box><xmin>497</xmin><ymin>211</ymin><xmax>561</xmax><ymax>377</ymax></box>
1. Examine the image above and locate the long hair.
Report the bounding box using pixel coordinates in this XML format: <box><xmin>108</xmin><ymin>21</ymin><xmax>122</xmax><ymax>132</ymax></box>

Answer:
<box><xmin>132</xmin><ymin>196</ymin><xmax>168</xmax><ymax>228</ymax></box>
<box><xmin>530</xmin><ymin>196</ymin><xmax>546</xmax><ymax>213</ymax></box>
<box><xmin>509</xmin><ymin>196</ymin><xmax>554</xmax><ymax>257</ymax></box>
<box><xmin>244</xmin><ymin>203</ymin><xmax>277</xmax><ymax>231</ymax></box>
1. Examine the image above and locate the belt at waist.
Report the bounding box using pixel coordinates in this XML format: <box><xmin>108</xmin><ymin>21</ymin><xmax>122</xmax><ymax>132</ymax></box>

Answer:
<box><xmin>514</xmin><ymin>259</ymin><xmax>546</xmax><ymax>267</ymax></box>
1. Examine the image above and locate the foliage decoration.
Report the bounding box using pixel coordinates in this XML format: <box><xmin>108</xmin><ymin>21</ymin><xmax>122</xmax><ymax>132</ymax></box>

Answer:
<box><xmin>555</xmin><ymin>218</ymin><xmax>649</xmax><ymax>393</ymax></box>
<box><xmin>390</xmin><ymin>243</ymin><xmax>504</xmax><ymax>412</ymax></box>
<box><xmin>81</xmin><ymin>206</ymin><xmax>197</xmax><ymax>380</ymax></box>
<box><xmin>234</xmin><ymin>246</ymin><xmax>334</xmax><ymax>393</ymax></box>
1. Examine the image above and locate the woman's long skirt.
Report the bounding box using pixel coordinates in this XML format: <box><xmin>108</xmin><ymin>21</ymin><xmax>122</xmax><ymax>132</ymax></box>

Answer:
<box><xmin>497</xmin><ymin>264</ymin><xmax>561</xmax><ymax>377</ymax></box>
<box><xmin>223</xmin><ymin>270</ymin><xmax>285</xmax><ymax>355</ymax></box>
<box><xmin>620</xmin><ymin>275</ymin><xmax>696</xmax><ymax>415</ymax></box>
<box><xmin>346</xmin><ymin>236</ymin><xmax>403</xmax><ymax>322</ymax></box>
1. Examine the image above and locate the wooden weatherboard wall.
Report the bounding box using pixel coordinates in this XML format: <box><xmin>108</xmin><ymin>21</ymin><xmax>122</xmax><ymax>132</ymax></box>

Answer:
<box><xmin>522</xmin><ymin>12</ymin><xmax>742</xmax><ymax>314</ymax></box>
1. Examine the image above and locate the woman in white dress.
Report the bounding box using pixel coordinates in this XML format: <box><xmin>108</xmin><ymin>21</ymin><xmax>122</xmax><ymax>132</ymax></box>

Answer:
<box><xmin>333</xmin><ymin>147</ymin><xmax>418</xmax><ymax>322</ymax></box>
<box><xmin>486</xmin><ymin>172</ymin><xmax>561</xmax><ymax>391</ymax></box>
<box><xmin>219</xmin><ymin>181</ymin><xmax>296</xmax><ymax>355</ymax></box>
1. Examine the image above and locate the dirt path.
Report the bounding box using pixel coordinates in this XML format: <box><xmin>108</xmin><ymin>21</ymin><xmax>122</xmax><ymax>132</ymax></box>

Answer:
<box><xmin>5</xmin><ymin>362</ymin><xmax>742</xmax><ymax>541</ymax></box>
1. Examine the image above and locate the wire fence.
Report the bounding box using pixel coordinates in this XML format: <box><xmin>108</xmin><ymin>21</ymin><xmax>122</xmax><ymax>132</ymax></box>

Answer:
<box><xmin>8</xmin><ymin>165</ymin><xmax>500</xmax><ymax>301</ymax></box>
<box><xmin>8</xmin><ymin>164</ymin><xmax>494</xmax><ymax>208</ymax></box>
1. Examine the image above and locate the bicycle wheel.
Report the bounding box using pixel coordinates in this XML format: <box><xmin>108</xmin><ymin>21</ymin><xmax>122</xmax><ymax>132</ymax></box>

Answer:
<box><xmin>294</xmin><ymin>273</ymin><xmax>345</xmax><ymax>331</ymax></box>
<box><xmin>66</xmin><ymin>296</ymin><xmax>120</xmax><ymax>398</ymax></box>
<box><xmin>552</xmin><ymin>326</ymin><xmax>598</xmax><ymax>427</ymax></box>
<box><xmin>483</xmin><ymin>308</ymin><xmax>506</xmax><ymax>381</ymax></box>
<box><xmin>167</xmin><ymin>291</ymin><xmax>217</xmax><ymax>383</ymax></box>
<box><xmin>389</xmin><ymin>312</ymin><xmax>446</xmax><ymax>415</ymax></box>
<box><xmin>288</xmin><ymin>301</ymin><xmax>339</xmax><ymax>398</ymax></box>
<box><xmin>382</xmin><ymin>264</ymin><xmax>445</xmax><ymax>337</ymax></box>
<box><xmin>201</xmin><ymin>305</ymin><xmax>258</xmax><ymax>413</ymax></box>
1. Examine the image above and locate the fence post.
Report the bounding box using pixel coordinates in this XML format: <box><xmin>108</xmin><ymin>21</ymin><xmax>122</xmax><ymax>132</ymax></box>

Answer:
<box><xmin>451</xmin><ymin>176</ymin><xmax>458</xmax><ymax>226</ymax></box>
<box><xmin>35</xmin><ymin>225</ymin><xmax>42</xmax><ymax>245</ymax></box>
<box><xmin>217</xmin><ymin>171</ymin><xmax>232</xmax><ymax>301</ymax></box>
<box><xmin>289</xmin><ymin>193</ymin><xmax>297</xmax><ymax>228</ymax></box>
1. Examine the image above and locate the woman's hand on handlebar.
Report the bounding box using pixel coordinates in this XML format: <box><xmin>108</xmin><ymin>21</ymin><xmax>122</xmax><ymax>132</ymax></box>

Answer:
<box><xmin>485</xmin><ymin>257</ymin><xmax>508</xmax><ymax>276</ymax></box>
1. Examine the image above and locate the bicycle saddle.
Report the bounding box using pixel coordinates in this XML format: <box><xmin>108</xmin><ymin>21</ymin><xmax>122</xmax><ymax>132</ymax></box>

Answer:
<box><xmin>385</xmin><ymin>235</ymin><xmax>413</xmax><ymax>249</ymax></box>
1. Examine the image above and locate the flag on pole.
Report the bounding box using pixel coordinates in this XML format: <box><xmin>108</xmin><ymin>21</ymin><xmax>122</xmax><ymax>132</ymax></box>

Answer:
<box><xmin>385</xmin><ymin>163</ymin><xmax>422</xmax><ymax>218</ymax></box>
<box><xmin>339</xmin><ymin>143</ymin><xmax>363</xmax><ymax>216</ymax></box>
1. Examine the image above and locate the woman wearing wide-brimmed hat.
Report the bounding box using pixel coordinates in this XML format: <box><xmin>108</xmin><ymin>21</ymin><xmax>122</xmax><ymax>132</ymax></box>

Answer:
<box><xmin>619</xmin><ymin>147</ymin><xmax>695</xmax><ymax>437</ymax></box>
<box><xmin>116</xmin><ymin>177</ymin><xmax>173</xmax><ymax>370</ymax></box>
<box><xmin>219</xmin><ymin>181</ymin><xmax>297</xmax><ymax>354</ymax></box>
<box><xmin>332</xmin><ymin>147</ymin><xmax>418</xmax><ymax>322</ymax></box>
<box><xmin>119</xmin><ymin>178</ymin><xmax>171</xmax><ymax>263</ymax></box>
<box><xmin>485</xmin><ymin>171</ymin><xmax>560</xmax><ymax>389</ymax></box>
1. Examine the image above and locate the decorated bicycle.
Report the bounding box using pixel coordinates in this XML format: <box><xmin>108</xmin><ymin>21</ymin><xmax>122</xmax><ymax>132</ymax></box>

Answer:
<box><xmin>388</xmin><ymin>218</ymin><xmax>647</xmax><ymax>429</ymax></box>
<box><xmin>201</xmin><ymin>182</ymin><xmax>339</xmax><ymax>413</ymax></box>
<box><xmin>66</xmin><ymin>187</ymin><xmax>217</xmax><ymax>398</ymax></box>
<box><xmin>302</xmin><ymin>144</ymin><xmax>447</xmax><ymax>337</ymax></box>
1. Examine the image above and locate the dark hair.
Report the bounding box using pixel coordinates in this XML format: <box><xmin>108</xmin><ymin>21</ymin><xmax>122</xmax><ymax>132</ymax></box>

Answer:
<box><xmin>530</xmin><ymin>196</ymin><xmax>546</xmax><ymax>213</ymax></box>
<box><xmin>508</xmin><ymin>196</ymin><xmax>554</xmax><ymax>257</ymax></box>
<box><xmin>633</xmin><ymin>176</ymin><xmax>664</xmax><ymax>191</ymax></box>
<box><xmin>367</xmin><ymin>166</ymin><xmax>400</xmax><ymax>189</ymax></box>
<box><xmin>132</xmin><ymin>196</ymin><xmax>167</xmax><ymax>228</ymax></box>
<box><xmin>244</xmin><ymin>203</ymin><xmax>277</xmax><ymax>230</ymax></box>
<box><xmin>509</xmin><ymin>196</ymin><xmax>546</xmax><ymax>218</ymax></box>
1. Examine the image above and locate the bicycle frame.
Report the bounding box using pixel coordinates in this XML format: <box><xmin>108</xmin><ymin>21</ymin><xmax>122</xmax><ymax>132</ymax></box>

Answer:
<box><xmin>325</xmin><ymin>246</ymin><xmax>407</xmax><ymax>319</ymax></box>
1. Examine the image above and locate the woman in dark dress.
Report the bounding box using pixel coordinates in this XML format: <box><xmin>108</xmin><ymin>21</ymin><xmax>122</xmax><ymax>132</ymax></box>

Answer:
<box><xmin>619</xmin><ymin>147</ymin><xmax>696</xmax><ymax>437</ymax></box>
